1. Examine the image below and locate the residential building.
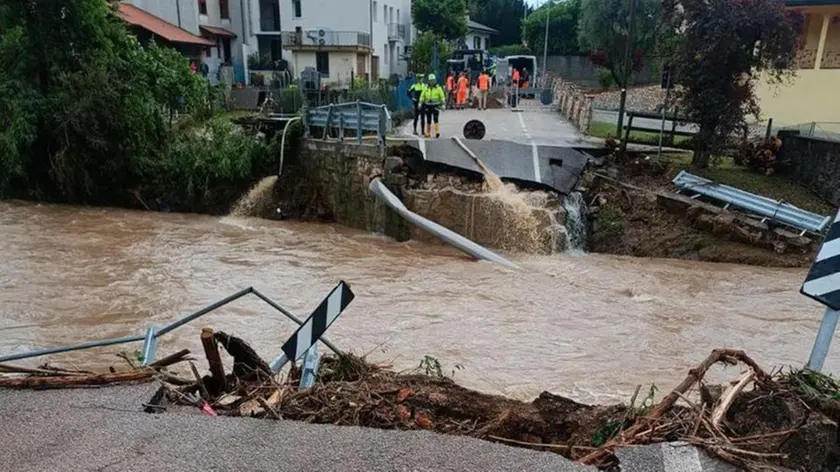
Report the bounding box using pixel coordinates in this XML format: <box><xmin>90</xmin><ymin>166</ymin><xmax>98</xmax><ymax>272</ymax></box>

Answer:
<box><xmin>465</xmin><ymin>19</ymin><xmax>497</xmax><ymax>52</ymax></box>
<box><xmin>756</xmin><ymin>0</ymin><xmax>840</xmax><ymax>125</ymax></box>
<box><xmin>278</xmin><ymin>0</ymin><xmax>413</xmax><ymax>87</ymax></box>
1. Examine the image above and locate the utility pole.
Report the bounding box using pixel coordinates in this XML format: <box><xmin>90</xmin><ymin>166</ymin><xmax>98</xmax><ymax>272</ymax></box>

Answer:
<box><xmin>542</xmin><ymin>0</ymin><xmax>551</xmax><ymax>86</ymax></box>
<box><xmin>615</xmin><ymin>0</ymin><xmax>639</xmax><ymax>137</ymax></box>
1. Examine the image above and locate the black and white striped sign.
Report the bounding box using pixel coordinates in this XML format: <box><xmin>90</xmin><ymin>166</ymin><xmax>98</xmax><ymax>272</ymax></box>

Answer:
<box><xmin>269</xmin><ymin>281</ymin><xmax>354</xmax><ymax>372</ymax></box>
<box><xmin>802</xmin><ymin>211</ymin><xmax>840</xmax><ymax>310</ymax></box>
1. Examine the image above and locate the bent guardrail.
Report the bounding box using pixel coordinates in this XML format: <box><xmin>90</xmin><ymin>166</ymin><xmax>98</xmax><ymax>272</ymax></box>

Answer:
<box><xmin>303</xmin><ymin>101</ymin><xmax>392</xmax><ymax>146</ymax></box>
<box><xmin>0</xmin><ymin>287</ymin><xmax>342</xmax><ymax>365</ymax></box>
<box><xmin>673</xmin><ymin>171</ymin><xmax>831</xmax><ymax>235</ymax></box>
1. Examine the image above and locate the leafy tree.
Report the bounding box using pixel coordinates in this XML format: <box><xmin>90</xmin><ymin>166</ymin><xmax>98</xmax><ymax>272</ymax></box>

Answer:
<box><xmin>577</xmin><ymin>0</ymin><xmax>660</xmax><ymax>87</ymax></box>
<box><xmin>410</xmin><ymin>31</ymin><xmax>452</xmax><ymax>74</ymax></box>
<box><xmin>468</xmin><ymin>0</ymin><xmax>530</xmax><ymax>46</ymax></box>
<box><xmin>522</xmin><ymin>0</ymin><xmax>582</xmax><ymax>56</ymax></box>
<box><xmin>665</xmin><ymin>0</ymin><xmax>803</xmax><ymax>167</ymax></box>
<box><xmin>412</xmin><ymin>0</ymin><xmax>468</xmax><ymax>41</ymax></box>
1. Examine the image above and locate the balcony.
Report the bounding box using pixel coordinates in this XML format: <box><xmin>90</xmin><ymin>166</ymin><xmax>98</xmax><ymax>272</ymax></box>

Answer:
<box><xmin>282</xmin><ymin>31</ymin><xmax>372</xmax><ymax>52</ymax></box>
<box><xmin>388</xmin><ymin>23</ymin><xmax>405</xmax><ymax>42</ymax></box>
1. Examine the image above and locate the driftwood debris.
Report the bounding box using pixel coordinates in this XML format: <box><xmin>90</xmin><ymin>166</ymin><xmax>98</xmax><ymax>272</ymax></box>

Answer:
<box><xmin>201</xmin><ymin>328</ymin><xmax>227</xmax><ymax>391</ymax></box>
<box><xmin>0</xmin><ymin>369</ymin><xmax>156</xmax><ymax>389</ymax></box>
<box><xmin>214</xmin><ymin>330</ymin><xmax>271</xmax><ymax>379</ymax></box>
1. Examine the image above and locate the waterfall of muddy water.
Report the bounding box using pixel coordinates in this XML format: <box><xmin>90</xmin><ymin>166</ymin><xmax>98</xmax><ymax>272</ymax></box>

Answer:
<box><xmin>563</xmin><ymin>192</ymin><xmax>588</xmax><ymax>252</ymax></box>
<box><xmin>230</xmin><ymin>175</ymin><xmax>278</xmax><ymax>217</ymax></box>
<box><xmin>0</xmin><ymin>200</ymin><xmax>834</xmax><ymax>404</ymax></box>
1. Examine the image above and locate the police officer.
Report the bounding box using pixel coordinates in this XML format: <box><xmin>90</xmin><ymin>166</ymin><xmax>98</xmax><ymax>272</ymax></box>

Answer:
<box><xmin>408</xmin><ymin>74</ymin><xmax>426</xmax><ymax>135</ymax></box>
<box><xmin>420</xmin><ymin>74</ymin><xmax>446</xmax><ymax>139</ymax></box>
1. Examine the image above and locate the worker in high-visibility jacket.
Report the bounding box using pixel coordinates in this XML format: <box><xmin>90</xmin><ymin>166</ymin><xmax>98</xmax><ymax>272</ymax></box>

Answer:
<box><xmin>477</xmin><ymin>70</ymin><xmax>490</xmax><ymax>111</ymax></box>
<box><xmin>445</xmin><ymin>71</ymin><xmax>456</xmax><ymax>109</ymax></box>
<box><xmin>420</xmin><ymin>74</ymin><xmax>446</xmax><ymax>138</ymax></box>
<box><xmin>407</xmin><ymin>74</ymin><xmax>426</xmax><ymax>135</ymax></box>
<box><xmin>456</xmin><ymin>72</ymin><xmax>470</xmax><ymax>110</ymax></box>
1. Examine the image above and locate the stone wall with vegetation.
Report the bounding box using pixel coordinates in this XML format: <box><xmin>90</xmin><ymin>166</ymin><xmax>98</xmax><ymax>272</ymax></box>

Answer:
<box><xmin>778</xmin><ymin>132</ymin><xmax>840</xmax><ymax>207</ymax></box>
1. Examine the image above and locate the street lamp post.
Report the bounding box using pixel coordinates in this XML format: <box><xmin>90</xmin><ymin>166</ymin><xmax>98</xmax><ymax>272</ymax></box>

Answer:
<box><xmin>542</xmin><ymin>0</ymin><xmax>550</xmax><ymax>85</ymax></box>
<box><xmin>615</xmin><ymin>0</ymin><xmax>639</xmax><ymax>137</ymax></box>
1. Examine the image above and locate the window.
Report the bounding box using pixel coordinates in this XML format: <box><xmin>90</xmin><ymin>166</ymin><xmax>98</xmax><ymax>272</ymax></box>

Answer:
<box><xmin>222</xmin><ymin>38</ymin><xmax>232</xmax><ymax>62</ymax></box>
<box><xmin>384</xmin><ymin>5</ymin><xmax>387</xmax><ymax>24</ymax></box>
<box><xmin>292</xmin><ymin>0</ymin><xmax>302</xmax><ymax>18</ymax></box>
<box><xmin>205</xmin><ymin>46</ymin><xmax>211</xmax><ymax>57</ymax></box>
<box><xmin>384</xmin><ymin>44</ymin><xmax>388</xmax><ymax>63</ymax></box>
<box><xmin>373</xmin><ymin>2</ymin><xmax>377</xmax><ymax>22</ymax></box>
<box><xmin>220</xmin><ymin>0</ymin><xmax>229</xmax><ymax>19</ymax></box>
<box><xmin>389</xmin><ymin>7</ymin><xmax>393</xmax><ymax>24</ymax></box>
<box><xmin>316</xmin><ymin>51</ymin><xmax>329</xmax><ymax>76</ymax></box>
<box><xmin>198</xmin><ymin>0</ymin><xmax>207</xmax><ymax>15</ymax></box>
<box><xmin>473</xmin><ymin>36</ymin><xmax>480</xmax><ymax>50</ymax></box>
<box><xmin>397</xmin><ymin>9</ymin><xmax>400</xmax><ymax>23</ymax></box>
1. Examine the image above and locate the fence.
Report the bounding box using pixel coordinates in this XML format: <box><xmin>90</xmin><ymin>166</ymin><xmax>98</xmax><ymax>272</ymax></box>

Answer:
<box><xmin>0</xmin><ymin>287</ymin><xmax>341</xmax><ymax>365</ymax></box>
<box><xmin>555</xmin><ymin>78</ymin><xmax>594</xmax><ymax>131</ymax></box>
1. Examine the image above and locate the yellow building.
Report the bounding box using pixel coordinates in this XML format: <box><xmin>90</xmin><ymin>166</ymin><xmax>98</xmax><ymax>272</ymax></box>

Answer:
<box><xmin>756</xmin><ymin>0</ymin><xmax>840</xmax><ymax>127</ymax></box>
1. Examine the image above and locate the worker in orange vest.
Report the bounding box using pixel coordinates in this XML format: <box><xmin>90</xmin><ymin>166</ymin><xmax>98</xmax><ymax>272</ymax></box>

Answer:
<box><xmin>456</xmin><ymin>72</ymin><xmax>470</xmax><ymax>110</ymax></box>
<box><xmin>445</xmin><ymin>71</ymin><xmax>456</xmax><ymax>109</ymax></box>
<box><xmin>477</xmin><ymin>70</ymin><xmax>490</xmax><ymax>110</ymax></box>
<box><xmin>512</xmin><ymin>68</ymin><xmax>521</xmax><ymax>88</ymax></box>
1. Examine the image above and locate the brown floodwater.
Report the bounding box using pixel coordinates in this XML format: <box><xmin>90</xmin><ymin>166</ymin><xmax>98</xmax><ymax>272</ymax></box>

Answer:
<box><xmin>0</xmin><ymin>200</ymin><xmax>832</xmax><ymax>403</ymax></box>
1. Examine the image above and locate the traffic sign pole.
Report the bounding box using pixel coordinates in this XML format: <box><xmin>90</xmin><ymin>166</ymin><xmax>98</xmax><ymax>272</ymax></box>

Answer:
<box><xmin>807</xmin><ymin>308</ymin><xmax>839</xmax><ymax>372</ymax></box>
<box><xmin>801</xmin><ymin>209</ymin><xmax>840</xmax><ymax>371</ymax></box>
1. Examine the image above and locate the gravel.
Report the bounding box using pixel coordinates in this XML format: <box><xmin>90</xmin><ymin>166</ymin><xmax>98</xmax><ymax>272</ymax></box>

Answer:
<box><xmin>0</xmin><ymin>384</ymin><xmax>595</xmax><ymax>472</ymax></box>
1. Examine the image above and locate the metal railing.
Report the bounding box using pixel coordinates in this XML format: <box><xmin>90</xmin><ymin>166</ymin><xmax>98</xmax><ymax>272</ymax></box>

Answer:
<box><xmin>673</xmin><ymin>171</ymin><xmax>831</xmax><ymax>235</ymax></box>
<box><xmin>303</xmin><ymin>101</ymin><xmax>392</xmax><ymax>146</ymax></box>
<box><xmin>0</xmin><ymin>287</ymin><xmax>341</xmax><ymax>365</ymax></box>
<box><xmin>282</xmin><ymin>31</ymin><xmax>372</xmax><ymax>49</ymax></box>
<box><xmin>388</xmin><ymin>23</ymin><xmax>406</xmax><ymax>41</ymax></box>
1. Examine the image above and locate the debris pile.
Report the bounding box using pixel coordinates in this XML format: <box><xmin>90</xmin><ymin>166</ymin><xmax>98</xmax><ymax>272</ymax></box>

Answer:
<box><xmin>2</xmin><ymin>331</ymin><xmax>839</xmax><ymax>472</ymax></box>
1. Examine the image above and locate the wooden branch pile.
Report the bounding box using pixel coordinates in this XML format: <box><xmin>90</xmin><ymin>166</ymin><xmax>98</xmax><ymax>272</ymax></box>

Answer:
<box><xmin>0</xmin><ymin>349</ymin><xmax>192</xmax><ymax>389</ymax></box>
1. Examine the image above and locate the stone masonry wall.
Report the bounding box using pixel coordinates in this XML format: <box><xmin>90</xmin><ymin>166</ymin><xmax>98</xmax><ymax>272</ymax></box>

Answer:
<box><xmin>277</xmin><ymin>139</ymin><xmax>387</xmax><ymax>232</ymax></box>
<box><xmin>777</xmin><ymin>132</ymin><xmax>840</xmax><ymax>206</ymax></box>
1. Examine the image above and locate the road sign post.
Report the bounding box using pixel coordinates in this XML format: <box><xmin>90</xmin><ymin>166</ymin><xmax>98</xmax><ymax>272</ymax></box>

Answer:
<box><xmin>269</xmin><ymin>281</ymin><xmax>355</xmax><ymax>373</ymax></box>
<box><xmin>802</xmin><ymin>210</ymin><xmax>840</xmax><ymax>371</ymax></box>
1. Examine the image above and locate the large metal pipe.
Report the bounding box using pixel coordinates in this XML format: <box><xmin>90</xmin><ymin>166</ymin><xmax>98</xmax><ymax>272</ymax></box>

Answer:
<box><xmin>369</xmin><ymin>178</ymin><xmax>520</xmax><ymax>270</ymax></box>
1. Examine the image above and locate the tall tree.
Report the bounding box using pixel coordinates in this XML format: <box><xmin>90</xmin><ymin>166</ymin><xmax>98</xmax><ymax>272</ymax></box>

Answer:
<box><xmin>469</xmin><ymin>0</ymin><xmax>529</xmax><ymax>47</ymax></box>
<box><xmin>577</xmin><ymin>0</ymin><xmax>660</xmax><ymax>87</ymax></box>
<box><xmin>410</xmin><ymin>31</ymin><xmax>453</xmax><ymax>74</ymax></box>
<box><xmin>522</xmin><ymin>0</ymin><xmax>582</xmax><ymax>56</ymax></box>
<box><xmin>412</xmin><ymin>0</ymin><xmax>468</xmax><ymax>41</ymax></box>
<box><xmin>665</xmin><ymin>0</ymin><xmax>803</xmax><ymax>167</ymax></box>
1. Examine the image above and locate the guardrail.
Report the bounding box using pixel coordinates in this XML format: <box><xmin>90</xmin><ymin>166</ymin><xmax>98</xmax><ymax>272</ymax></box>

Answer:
<box><xmin>303</xmin><ymin>101</ymin><xmax>392</xmax><ymax>146</ymax></box>
<box><xmin>0</xmin><ymin>287</ymin><xmax>342</xmax><ymax>365</ymax></box>
<box><xmin>673</xmin><ymin>171</ymin><xmax>831</xmax><ymax>235</ymax></box>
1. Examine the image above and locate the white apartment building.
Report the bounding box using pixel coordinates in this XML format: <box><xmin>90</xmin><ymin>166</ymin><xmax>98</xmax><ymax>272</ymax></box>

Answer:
<box><xmin>278</xmin><ymin>0</ymin><xmax>414</xmax><ymax>87</ymax></box>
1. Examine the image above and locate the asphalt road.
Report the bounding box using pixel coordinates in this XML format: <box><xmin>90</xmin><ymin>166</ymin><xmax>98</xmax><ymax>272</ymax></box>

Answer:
<box><xmin>0</xmin><ymin>384</ymin><xmax>595</xmax><ymax>472</ymax></box>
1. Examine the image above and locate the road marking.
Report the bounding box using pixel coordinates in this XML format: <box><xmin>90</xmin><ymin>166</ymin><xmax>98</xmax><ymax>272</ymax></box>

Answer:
<box><xmin>518</xmin><ymin>109</ymin><xmax>540</xmax><ymax>180</ymax></box>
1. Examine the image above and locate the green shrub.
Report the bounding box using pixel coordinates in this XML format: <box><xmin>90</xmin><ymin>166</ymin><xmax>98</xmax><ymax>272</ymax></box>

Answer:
<box><xmin>597</xmin><ymin>68</ymin><xmax>613</xmax><ymax>90</ymax></box>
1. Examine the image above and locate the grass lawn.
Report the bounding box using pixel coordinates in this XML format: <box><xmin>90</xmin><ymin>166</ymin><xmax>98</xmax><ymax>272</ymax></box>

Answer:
<box><xmin>588</xmin><ymin>121</ymin><xmax>692</xmax><ymax>147</ymax></box>
<box><xmin>663</xmin><ymin>152</ymin><xmax>834</xmax><ymax>215</ymax></box>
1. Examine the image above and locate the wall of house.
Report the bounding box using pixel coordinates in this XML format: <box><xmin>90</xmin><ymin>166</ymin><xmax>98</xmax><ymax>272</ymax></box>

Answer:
<box><xmin>756</xmin><ymin>69</ymin><xmax>840</xmax><ymax>126</ymax></box>
<box><xmin>126</xmin><ymin>0</ymin><xmax>201</xmax><ymax>35</ymax></box>
<box><xmin>290</xmin><ymin>51</ymin><xmax>359</xmax><ymax>87</ymax></box>
<box><xmin>467</xmin><ymin>32</ymin><xmax>490</xmax><ymax>51</ymax></box>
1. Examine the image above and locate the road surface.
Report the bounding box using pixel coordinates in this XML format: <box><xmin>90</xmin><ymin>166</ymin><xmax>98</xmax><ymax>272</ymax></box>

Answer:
<box><xmin>398</xmin><ymin>108</ymin><xmax>601</xmax><ymax>148</ymax></box>
<box><xmin>0</xmin><ymin>384</ymin><xmax>593</xmax><ymax>472</ymax></box>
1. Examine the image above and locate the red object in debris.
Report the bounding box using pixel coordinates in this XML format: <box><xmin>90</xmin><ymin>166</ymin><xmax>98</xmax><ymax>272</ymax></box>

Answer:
<box><xmin>201</xmin><ymin>400</ymin><xmax>218</xmax><ymax>417</ymax></box>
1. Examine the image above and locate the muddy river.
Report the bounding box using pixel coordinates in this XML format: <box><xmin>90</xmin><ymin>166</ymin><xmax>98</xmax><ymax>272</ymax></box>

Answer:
<box><xmin>0</xmin><ymin>201</ymin><xmax>832</xmax><ymax>403</ymax></box>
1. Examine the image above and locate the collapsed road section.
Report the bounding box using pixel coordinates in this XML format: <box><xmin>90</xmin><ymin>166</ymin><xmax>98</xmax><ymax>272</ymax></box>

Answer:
<box><xmin>405</xmin><ymin>138</ymin><xmax>591</xmax><ymax>195</ymax></box>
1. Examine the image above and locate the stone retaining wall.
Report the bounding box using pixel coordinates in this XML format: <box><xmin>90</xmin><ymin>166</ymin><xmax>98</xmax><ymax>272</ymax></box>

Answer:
<box><xmin>777</xmin><ymin>131</ymin><xmax>840</xmax><ymax>206</ymax></box>
<box><xmin>555</xmin><ymin>79</ymin><xmax>593</xmax><ymax>132</ymax></box>
<box><xmin>276</xmin><ymin>138</ymin><xmax>569</xmax><ymax>254</ymax></box>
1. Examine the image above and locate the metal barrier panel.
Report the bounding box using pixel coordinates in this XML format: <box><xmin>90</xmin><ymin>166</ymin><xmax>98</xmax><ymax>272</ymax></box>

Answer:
<box><xmin>673</xmin><ymin>171</ymin><xmax>831</xmax><ymax>234</ymax></box>
<box><xmin>503</xmin><ymin>82</ymin><xmax>557</xmax><ymax>112</ymax></box>
<box><xmin>303</xmin><ymin>101</ymin><xmax>392</xmax><ymax>145</ymax></box>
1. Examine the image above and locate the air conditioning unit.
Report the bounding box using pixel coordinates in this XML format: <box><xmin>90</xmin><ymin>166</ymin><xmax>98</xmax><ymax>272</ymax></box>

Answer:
<box><xmin>306</xmin><ymin>28</ymin><xmax>333</xmax><ymax>46</ymax></box>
